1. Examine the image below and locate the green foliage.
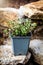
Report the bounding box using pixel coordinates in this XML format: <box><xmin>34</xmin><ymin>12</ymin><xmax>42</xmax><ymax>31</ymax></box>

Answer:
<box><xmin>3</xmin><ymin>29</ymin><xmax>9</xmax><ymax>35</ymax></box>
<box><xmin>3</xmin><ymin>18</ymin><xmax>37</xmax><ymax>37</ymax></box>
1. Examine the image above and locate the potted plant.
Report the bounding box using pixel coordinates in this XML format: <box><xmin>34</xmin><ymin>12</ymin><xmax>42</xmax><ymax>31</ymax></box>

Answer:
<box><xmin>3</xmin><ymin>18</ymin><xmax>37</xmax><ymax>55</ymax></box>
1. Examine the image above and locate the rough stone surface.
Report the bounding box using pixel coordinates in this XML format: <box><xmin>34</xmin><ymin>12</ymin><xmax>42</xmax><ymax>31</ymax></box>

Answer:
<box><xmin>0</xmin><ymin>39</ymin><xmax>43</xmax><ymax>65</ymax></box>
<box><xmin>0</xmin><ymin>8</ymin><xmax>19</xmax><ymax>27</ymax></box>
<box><xmin>29</xmin><ymin>39</ymin><xmax>43</xmax><ymax>65</ymax></box>
<box><xmin>0</xmin><ymin>0</ymin><xmax>39</xmax><ymax>8</ymax></box>
<box><xmin>0</xmin><ymin>1</ymin><xmax>43</xmax><ymax>65</ymax></box>
<box><xmin>0</xmin><ymin>1</ymin><xmax>43</xmax><ymax>28</ymax></box>
<box><xmin>0</xmin><ymin>38</ymin><xmax>31</xmax><ymax>65</ymax></box>
<box><xmin>18</xmin><ymin>1</ymin><xmax>43</xmax><ymax>19</ymax></box>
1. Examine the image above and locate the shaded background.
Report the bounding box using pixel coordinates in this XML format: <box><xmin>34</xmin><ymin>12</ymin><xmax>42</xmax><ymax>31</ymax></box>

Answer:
<box><xmin>0</xmin><ymin>0</ymin><xmax>39</xmax><ymax>8</ymax></box>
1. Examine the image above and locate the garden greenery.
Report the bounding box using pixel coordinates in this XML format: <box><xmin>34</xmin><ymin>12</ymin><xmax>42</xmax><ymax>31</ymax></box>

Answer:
<box><xmin>3</xmin><ymin>18</ymin><xmax>37</xmax><ymax>37</ymax></box>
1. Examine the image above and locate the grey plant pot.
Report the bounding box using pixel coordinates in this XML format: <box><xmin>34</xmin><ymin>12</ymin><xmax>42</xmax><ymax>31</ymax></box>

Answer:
<box><xmin>11</xmin><ymin>33</ymin><xmax>31</xmax><ymax>56</ymax></box>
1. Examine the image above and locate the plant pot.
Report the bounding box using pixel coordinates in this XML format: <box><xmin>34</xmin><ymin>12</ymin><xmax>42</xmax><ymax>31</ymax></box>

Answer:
<box><xmin>11</xmin><ymin>33</ymin><xmax>31</xmax><ymax>56</ymax></box>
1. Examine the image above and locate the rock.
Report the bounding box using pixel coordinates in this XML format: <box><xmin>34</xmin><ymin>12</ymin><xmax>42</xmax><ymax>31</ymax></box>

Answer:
<box><xmin>0</xmin><ymin>44</ymin><xmax>25</xmax><ymax>65</ymax></box>
<box><xmin>0</xmin><ymin>8</ymin><xmax>19</xmax><ymax>45</ymax></box>
<box><xmin>18</xmin><ymin>1</ymin><xmax>43</xmax><ymax>19</ymax></box>
<box><xmin>0</xmin><ymin>0</ymin><xmax>39</xmax><ymax>8</ymax></box>
<box><xmin>0</xmin><ymin>8</ymin><xmax>19</xmax><ymax>27</ymax></box>
<box><xmin>0</xmin><ymin>1</ymin><xmax>43</xmax><ymax>27</ymax></box>
<box><xmin>29</xmin><ymin>39</ymin><xmax>43</xmax><ymax>65</ymax></box>
<box><xmin>0</xmin><ymin>39</ymin><xmax>31</xmax><ymax>65</ymax></box>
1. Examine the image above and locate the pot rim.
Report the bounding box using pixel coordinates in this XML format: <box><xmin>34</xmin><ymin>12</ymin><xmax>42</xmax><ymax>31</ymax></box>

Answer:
<box><xmin>11</xmin><ymin>32</ymin><xmax>32</xmax><ymax>39</ymax></box>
